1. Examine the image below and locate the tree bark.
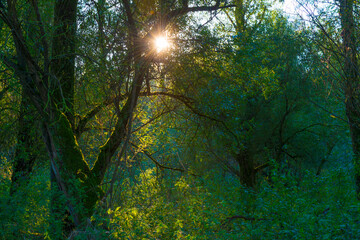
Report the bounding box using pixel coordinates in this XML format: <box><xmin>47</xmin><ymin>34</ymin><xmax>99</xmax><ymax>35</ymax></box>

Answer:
<box><xmin>235</xmin><ymin>0</ymin><xmax>246</xmax><ymax>33</ymax></box>
<box><xmin>51</xmin><ymin>0</ymin><xmax>78</xmax><ymax>125</ymax></box>
<box><xmin>339</xmin><ymin>0</ymin><xmax>360</xmax><ymax>198</ymax></box>
<box><xmin>49</xmin><ymin>0</ymin><xmax>80</xmax><ymax>236</ymax></box>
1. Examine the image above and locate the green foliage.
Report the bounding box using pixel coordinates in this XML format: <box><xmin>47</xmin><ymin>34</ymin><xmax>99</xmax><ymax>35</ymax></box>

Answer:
<box><xmin>0</xmin><ymin>164</ymin><xmax>50</xmax><ymax>239</ymax></box>
<box><xmin>0</xmin><ymin>146</ymin><xmax>358</xmax><ymax>239</ymax></box>
<box><xmin>0</xmin><ymin>0</ymin><xmax>358</xmax><ymax>239</ymax></box>
<box><xmin>94</xmin><ymin>165</ymin><xmax>360</xmax><ymax>239</ymax></box>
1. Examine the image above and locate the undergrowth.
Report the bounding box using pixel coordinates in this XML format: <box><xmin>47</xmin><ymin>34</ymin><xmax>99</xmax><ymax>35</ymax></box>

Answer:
<box><xmin>1</xmin><ymin>163</ymin><xmax>359</xmax><ymax>239</ymax></box>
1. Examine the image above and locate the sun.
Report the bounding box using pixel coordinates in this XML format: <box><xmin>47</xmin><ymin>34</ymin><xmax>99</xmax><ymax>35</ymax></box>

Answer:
<box><xmin>154</xmin><ymin>36</ymin><xmax>170</xmax><ymax>53</ymax></box>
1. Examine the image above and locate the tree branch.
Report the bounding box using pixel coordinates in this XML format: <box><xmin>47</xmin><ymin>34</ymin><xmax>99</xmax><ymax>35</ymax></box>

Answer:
<box><xmin>166</xmin><ymin>2</ymin><xmax>236</xmax><ymax>22</ymax></box>
<box><xmin>283</xmin><ymin>123</ymin><xmax>327</xmax><ymax>145</ymax></box>
<box><xmin>29</xmin><ymin>0</ymin><xmax>50</xmax><ymax>76</ymax></box>
<box><xmin>148</xmin><ymin>91</ymin><xmax>240</xmax><ymax>147</ymax></box>
<box><xmin>308</xmin><ymin>98</ymin><xmax>349</xmax><ymax>124</ymax></box>
<box><xmin>75</xmin><ymin>94</ymin><xmax>127</xmax><ymax>138</ymax></box>
<box><xmin>131</xmin><ymin>142</ymin><xmax>185</xmax><ymax>172</ymax></box>
<box><xmin>254</xmin><ymin>162</ymin><xmax>270</xmax><ymax>173</ymax></box>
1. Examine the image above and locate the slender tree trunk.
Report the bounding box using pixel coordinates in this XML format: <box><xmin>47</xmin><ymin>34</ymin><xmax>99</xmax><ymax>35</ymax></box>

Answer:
<box><xmin>235</xmin><ymin>0</ymin><xmax>246</xmax><ymax>33</ymax></box>
<box><xmin>339</xmin><ymin>0</ymin><xmax>360</xmax><ymax>198</ymax></box>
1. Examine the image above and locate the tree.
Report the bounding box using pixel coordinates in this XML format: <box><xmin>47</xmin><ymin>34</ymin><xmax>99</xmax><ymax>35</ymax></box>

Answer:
<box><xmin>339</xmin><ymin>0</ymin><xmax>360</xmax><ymax>198</ymax></box>
<box><xmin>167</xmin><ymin>1</ymin><xmax>340</xmax><ymax>189</ymax></box>
<box><xmin>300</xmin><ymin>0</ymin><xmax>360</xmax><ymax>197</ymax></box>
<box><xmin>5</xmin><ymin>1</ymin><xmax>51</xmax><ymax>196</ymax></box>
<box><xmin>0</xmin><ymin>0</ymin><xmax>235</xmax><ymax>236</ymax></box>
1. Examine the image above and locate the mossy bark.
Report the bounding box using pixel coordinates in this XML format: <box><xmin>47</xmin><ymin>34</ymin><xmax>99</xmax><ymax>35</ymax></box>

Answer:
<box><xmin>52</xmin><ymin>112</ymin><xmax>101</xmax><ymax>212</ymax></box>
<box><xmin>6</xmin><ymin>0</ymin><xmax>148</xmax><ymax>235</ymax></box>
<box><xmin>48</xmin><ymin>111</ymin><xmax>101</xmax><ymax>236</ymax></box>
<box><xmin>92</xmin><ymin>57</ymin><xmax>148</xmax><ymax>185</ymax></box>
<box><xmin>47</xmin><ymin>59</ymin><xmax>147</xmax><ymax>235</ymax></box>
<box><xmin>49</xmin><ymin>0</ymin><xmax>83</xmax><ymax>235</ymax></box>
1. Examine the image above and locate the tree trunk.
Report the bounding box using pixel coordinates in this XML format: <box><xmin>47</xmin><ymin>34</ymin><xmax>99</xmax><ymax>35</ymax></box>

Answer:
<box><xmin>10</xmin><ymin>93</ymin><xmax>42</xmax><ymax>195</ymax></box>
<box><xmin>47</xmin><ymin>0</ymin><xmax>149</xmax><ymax>234</ymax></box>
<box><xmin>46</xmin><ymin>111</ymin><xmax>100</xmax><ymax>237</ymax></box>
<box><xmin>234</xmin><ymin>1</ymin><xmax>256</xmax><ymax>189</ymax></box>
<box><xmin>49</xmin><ymin>0</ymin><xmax>81</xmax><ymax>236</ymax></box>
<box><xmin>51</xmin><ymin>0</ymin><xmax>78</xmax><ymax>125</ymax></box>
<box><xmin>237</xmin><ymin>149</ymin><xmax>256</xmax><ymax>188</ymax></box>
<box><xmin>339</xmin><ymin>0</ymin><xmax>360</xmax><ymax>198</ymax></box>
<box><xmin>9</xmin><ymin>1</ymin><xmax>45</xmax><ymax>194</ymax></box>
<box><xmin>235</xmin><ymin>0</ymin><xmax>246</xmax><ymax>33</ymax></box>
<box><xmin>3</xmin><ymin>0</ymin><xmax>231</xmax><ymax>236</ymax></box>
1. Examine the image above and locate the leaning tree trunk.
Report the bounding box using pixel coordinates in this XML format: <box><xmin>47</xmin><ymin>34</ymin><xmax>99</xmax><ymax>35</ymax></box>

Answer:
<box><xmin>9</xmin><ymin>0</ymin><xmax>46</xmax><ymax>196</ymax></box>
<box><xmin>339</xmin><ymin>0</ymin><xmax>360</xmax><ymax>198</ymax></box>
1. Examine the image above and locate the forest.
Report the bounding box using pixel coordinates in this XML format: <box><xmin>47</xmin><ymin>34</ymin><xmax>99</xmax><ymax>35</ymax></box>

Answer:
<box><xmin>0</xmin><ymin>0</ymin><xmax>360</xmax><ymax>239</ymax></box>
